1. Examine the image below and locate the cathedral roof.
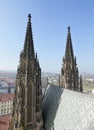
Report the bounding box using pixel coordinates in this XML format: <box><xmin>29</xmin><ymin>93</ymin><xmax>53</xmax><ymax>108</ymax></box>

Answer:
<box><xmin>42</xmin><ymin>85</ymin><xmax>63</xmax><ymax>130</ymax></box>
<box><xmin>42</xmin><ymin>85</ymin><xmax>94</xmax><ymax>130</ymax></box>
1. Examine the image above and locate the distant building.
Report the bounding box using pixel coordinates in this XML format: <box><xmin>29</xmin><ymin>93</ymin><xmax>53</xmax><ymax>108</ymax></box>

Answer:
<box><xmin>10</xmin><ymin>14</ymin><xmax>43</xmax><ymax>130</ymax></box>
<box><xmin>0</xmin><ymin>80</ymin><xmax>8</xmax><ymax>88</ymax></box>
<box><xmin>8</xmin><ymin>86</ymin><xmax>11</xmax><ymax>94</ymax></box>
<box><xmin>0</xmin><ymin>94</ymin><xmax>13</xmax><ymax>115</ymax></box>
<box><xmin>61</xmin><ymin>27</ymin><xmax>83</xmax><ymax>92</ymax></box>
<box><xmin>0</xmin><ymin>94</ymin><xmax>13</xmax><ymax>130</ymax></box>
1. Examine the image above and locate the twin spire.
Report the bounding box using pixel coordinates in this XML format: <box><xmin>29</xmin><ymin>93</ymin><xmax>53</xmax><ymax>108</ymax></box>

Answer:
<box><xmin>24</xmin><ymin>15</ymin><xmax>73</xmax><ymax>62</ymax></box>
<box><xmin>23</xmin><ymin>14</ymin><xmax>35</xmax><ymax>59</ymax></box>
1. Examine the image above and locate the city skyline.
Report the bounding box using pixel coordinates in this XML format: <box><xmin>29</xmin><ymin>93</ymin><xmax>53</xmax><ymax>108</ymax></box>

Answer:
<box><xmin>0</xmin><ymin>0</ymin><xmax>94</xmax><ymax>73</ymax></box>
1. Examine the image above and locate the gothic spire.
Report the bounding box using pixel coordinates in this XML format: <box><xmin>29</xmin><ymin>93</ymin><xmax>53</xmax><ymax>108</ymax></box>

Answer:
<box><xmin>23</xmin><ymin>14</ymin><xmax>35</xmax><ymax>59</ymax></box>
<box><xmin>65</xmin><ymin>26</ymin><xmax>74</xmax><ymax>61</ymax></box>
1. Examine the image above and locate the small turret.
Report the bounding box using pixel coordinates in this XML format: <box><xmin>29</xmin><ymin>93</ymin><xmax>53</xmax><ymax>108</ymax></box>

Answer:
<box><xmin>80</xmin><ymin>75</ymin><xmax>83</xmax><ymax>92</ymax></box>
<box><xmin>36</xmin><ymin>52</ymin><xmax>38</xmax><ymax>59</ymax></box>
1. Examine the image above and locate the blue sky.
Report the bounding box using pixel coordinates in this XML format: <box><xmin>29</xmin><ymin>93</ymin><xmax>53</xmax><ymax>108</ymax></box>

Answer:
<box><xmin>0</xmin><ymin>0</ymin><xmax>93</xmax><ymax>73</ymax></box>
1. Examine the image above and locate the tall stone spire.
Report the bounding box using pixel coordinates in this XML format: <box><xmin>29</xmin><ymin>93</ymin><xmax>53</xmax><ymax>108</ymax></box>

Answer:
<box><xmin>65</xmin><ymin>26</ymin><xmax>74</xmax><ymax>62</ymax></box>
<box><xmin>10</xmin><ymin>14</ymin><xmax>43</xmax><ymax>130</ymax></box>
<box><xmin>23</xmin><ymin>14</ymin><xmax>35</xmax><ymax>59</ymax></box>
<box><xmin>61</xmin><ymin>27</ymin><xmax>83</xmax><ymax>92</ymax></box>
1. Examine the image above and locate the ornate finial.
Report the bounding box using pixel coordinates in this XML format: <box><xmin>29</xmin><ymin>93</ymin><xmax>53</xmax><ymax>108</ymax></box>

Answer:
<box><xmin>28</xmin><ymin>14</ymin><xmax>31</xmax><ymax>21</ymax></box>
<box><xmin>68</xmin><ymin>26</ymin><xmax>70</xmax><ymax>33</ymax></box>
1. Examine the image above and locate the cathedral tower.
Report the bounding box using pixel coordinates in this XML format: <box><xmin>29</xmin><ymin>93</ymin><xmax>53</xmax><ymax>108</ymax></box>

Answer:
<box><xmin>61</xmin><ymin>27</ymin><xmax>83</xmax><ymax>92</ymax></box>
<box><xmin>11</xmin><ymin>14</ymin><xmax>43</xmax><ymax>130</ymax></box>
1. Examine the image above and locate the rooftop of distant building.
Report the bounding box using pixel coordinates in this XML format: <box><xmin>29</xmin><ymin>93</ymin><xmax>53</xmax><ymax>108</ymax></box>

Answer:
<box><xmin>0</xmin><ymin>94</ymin><xmax>14</xmax><ymax>102</ymax></box>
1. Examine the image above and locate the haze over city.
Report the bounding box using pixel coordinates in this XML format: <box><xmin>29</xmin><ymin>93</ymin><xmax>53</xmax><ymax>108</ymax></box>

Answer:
<box><xmin>0</xmin><ymin>0</ymin><xmax>93</xmax><ymax>73</ymax></box>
